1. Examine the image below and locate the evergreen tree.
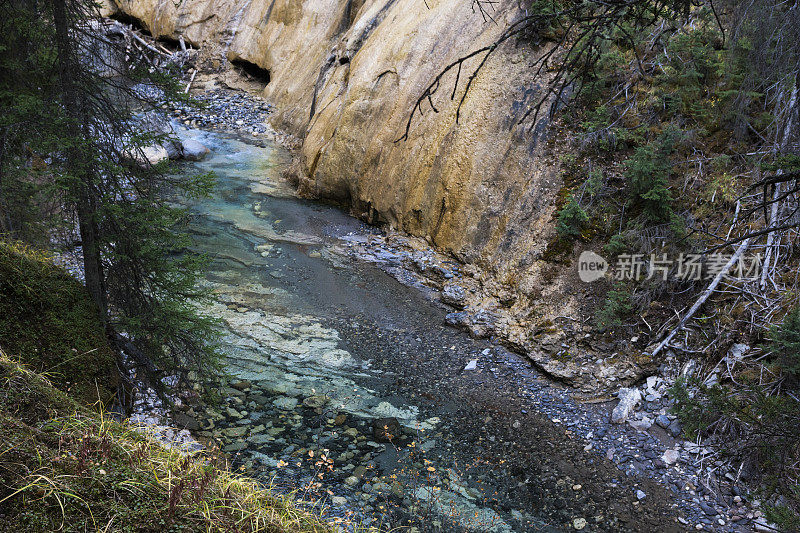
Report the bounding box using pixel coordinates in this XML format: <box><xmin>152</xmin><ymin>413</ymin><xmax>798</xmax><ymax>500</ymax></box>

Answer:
<box><xmin>0</xmin><ymin>0</ymin><xmax>218</xmax><ymax>406</ymax></box>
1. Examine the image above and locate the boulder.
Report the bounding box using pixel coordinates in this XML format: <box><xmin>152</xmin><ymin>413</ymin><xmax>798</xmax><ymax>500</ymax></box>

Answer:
<box><xmin>140</xmin><ymin>145</ymin><xmax>169</xmax><ymax>166</ymax></box>
<box><xmin>164</xmin><ymin>140</ymin><xmax>183</xmax><ymax>160</ymax></box>
<box><xmin>181</xmin><ymin>138</ymin><xmax>210</xmax><ymax>161</ymax></box>
<box><xmin>611</xmin><ymin>387</ymin><xmax>642</xmax><ymax>424</ymax></box>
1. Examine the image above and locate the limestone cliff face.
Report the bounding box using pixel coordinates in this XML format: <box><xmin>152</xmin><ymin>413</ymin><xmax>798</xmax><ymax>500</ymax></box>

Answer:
<box><xmin>106</xmin><ymin>0</ymin><xmax>559</xmax><ymax>281</ymax></box>
<box><xmin>105</xmin><ymin>1</ymin><xmax>644</xmax><ymax>389</ymax></box>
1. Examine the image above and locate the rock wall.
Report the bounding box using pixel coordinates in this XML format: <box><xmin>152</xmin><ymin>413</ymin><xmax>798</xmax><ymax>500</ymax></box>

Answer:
<box><xmin>104</xmin><ymin>0</ymin><xmax>649</xmax><ymax>389</ymax></box>
<box><xmin>105</xmin><ymin>0</ymin><xmax>560</xmax><ymax>282</ymax></box>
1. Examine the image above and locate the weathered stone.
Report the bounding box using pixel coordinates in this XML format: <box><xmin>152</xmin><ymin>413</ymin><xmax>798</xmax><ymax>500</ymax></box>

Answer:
<box><xmin>222</xmin><ymin>441</ymin><xmax>247</xmax><ymax>452</ymax></box>
<box><xmin>629</xmin><ymin>416</ymin><xmax>652</xmax><ymax>432</ymax></box>
<box><xmin>655</xmin><ymin>414</ymin><xmax>671</xmax><ymax>429</ymax></box>
<box><xmin>230</xmin><ymin>379</ymin><xmax>252</xmax><ymax>391</ymax></box>
<box><xmin>221</xmin><ymin>425</ymin><xmax>248</xmax><ymax>438</ymax></box>
<box><xmin>662</xmin><ymin>449</ymin><xmax>680</xmax><ymax>465</ymax></box>
<box><xmin>273</xmin><ymin>396</ymin><xmax>298</xmax><ymax>410</ymax></box>
<box><xmin>441</xmin><ymin>285</ymin><xmax>467</xmax><ymax>308</ymax></box>
<box><xmin>140</xmin><ymin>145</ymin><xmax>169</xmax><ymax>166</ymax></box>
<box><xmin>302</xmin><ymin>395</ymin><xmax>327</xmax><ymax>409</ymax></box>
<box><xmin>611</xmin><ymin>388</ymin><xmax>641</xmax><ymax>424</ymax></box>
<box><xmin>172</xmin><ymin>412</ymin><xmax>200</xmax><ymax>431</ymax></box>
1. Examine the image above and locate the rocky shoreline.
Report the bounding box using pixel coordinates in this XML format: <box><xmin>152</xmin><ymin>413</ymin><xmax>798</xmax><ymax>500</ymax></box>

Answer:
<box><xmin>154</xmin><ymin>80</ymin><xmax>771</xmax><ymax>532</ymax></box>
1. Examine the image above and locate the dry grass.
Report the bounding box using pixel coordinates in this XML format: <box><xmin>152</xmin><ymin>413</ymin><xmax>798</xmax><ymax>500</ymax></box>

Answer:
<box><xmin>0</xmin><ymin>350</ymin><xmax>341</xmax><ymax>532</ymax></box>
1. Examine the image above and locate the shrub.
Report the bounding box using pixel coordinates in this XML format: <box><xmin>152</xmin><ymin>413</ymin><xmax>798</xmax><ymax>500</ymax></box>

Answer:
<box><xmin>556</xmin><ymin>194</ymin><xmax>589</xmax><ymax>239</ymax></box>
<box><xmin>595</xmin><ymin>285</ymin><xmax>634</xmax><ymax>329</ymax></box>
<box><xmin>624</xmin><ymin>129</ymin><xmax>681</xmax><ymax>222</ymax></box>
<box><xmin>767</xmin><ymin>307</ymin><xmax>800</xmax><ymax>378</ymax></box>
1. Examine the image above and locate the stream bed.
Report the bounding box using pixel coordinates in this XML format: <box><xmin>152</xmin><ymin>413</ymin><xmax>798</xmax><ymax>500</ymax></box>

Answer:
<box><xmin>175</xmin><ymin>126</ymin><xmax>683</xmax><ymax>533</ymax></box>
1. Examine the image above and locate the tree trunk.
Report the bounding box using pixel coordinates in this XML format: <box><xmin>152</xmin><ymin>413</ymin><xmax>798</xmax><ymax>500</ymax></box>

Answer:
<box><xmin>51</xmin><ymin>0</ymin><xmax>108</xmax><ymax>321</ymax></box>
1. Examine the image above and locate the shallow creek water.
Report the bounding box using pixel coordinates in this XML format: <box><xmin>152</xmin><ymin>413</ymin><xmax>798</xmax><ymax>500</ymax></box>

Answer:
<box><xmin>176</xmin><ymin>127</ymin><xmax>679</xmax><ymax>533</ymax></box>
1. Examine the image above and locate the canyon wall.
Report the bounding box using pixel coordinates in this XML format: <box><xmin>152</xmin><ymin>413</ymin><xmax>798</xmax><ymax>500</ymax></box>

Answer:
<box><xmin>107</xmin><ymin>0</ymin><xmax>560</xmax><ymax>282</ymax></box>
<box><xmin>105</xmin><ymin>0</ymin><xmax>647</xmax><ymax>389</ymax></box>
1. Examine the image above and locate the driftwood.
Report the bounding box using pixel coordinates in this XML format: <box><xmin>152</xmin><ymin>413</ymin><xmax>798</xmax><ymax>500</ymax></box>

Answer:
<box><xmin>127</xmin><ymin>28</ymin><xmax>167</xmax><ymax>57</ymax></box>
<box><xmin>651</xmin><ymin>238</ymin><xmax>752</xmax><ymax>357</ymax></box>
<box><xmin>184</xmin><ymin>69</ymin><xmax>197</xmax><ymax>93</ymax></box>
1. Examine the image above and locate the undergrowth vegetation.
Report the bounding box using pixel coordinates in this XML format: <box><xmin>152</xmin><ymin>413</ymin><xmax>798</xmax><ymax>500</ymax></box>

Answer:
<box><xmin>0</xmin><ymin>240</ymin><xmax>336</xmax><ymax>532</ymax></box>
<box><xmin>530</xmin><ymin>0</ymin><xmax>800</xmax><ymax>525</ymax></box>
<box><xmin>0</xmin><ymin>352</ymin><xmax>336</xmax><ymax>533</ymax></box>
<box><xmin>0</xmin><ymin>240</ymin><xmax>116</xmax><ymax>404</ymax></box>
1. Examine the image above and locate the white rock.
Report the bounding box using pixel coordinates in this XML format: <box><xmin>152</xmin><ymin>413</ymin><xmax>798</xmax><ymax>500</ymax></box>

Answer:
<box><xmin>140</xmin><ymin>145</ymin><xmax>169</xmax><ymax>166</ymax></box>
<box><xmin>662</xmin><ymin>449</ymin><xmax>680</xmax><ymax>465</ymax></box>
<box><xmin>611</xmin><ymin>387</ymin><xmax>642</xmax><ymax>424</ymax></box>
<box><xmin>181</xmin><ymin>138</ymin><xmax>210</xmax><ymax>161</ymax></box>
<box><xmin>573</xmin><ymin>517</ymin><xmax>587</xmax><ymax>530</ymax></box>
<box><xmin>753</xmin><ymin>517</ymin><xmax>777</xmax><ymax>532</ymax></box>
<box><xmin>629</xmin><ymin>416</ymin><xmax>653</xmax><ymax>431</ymax></box>
<box><xmin>727</xmin><ymin>343</ymin><xmax>750</xmax><ymax>361</ymax></box>
<box><xmin>636</xmin><ymin>489</ymin><xmax>646</xmax><ymax>500</ymax></box>
<box><xmin>464</xmin><ymin>360</ymin><xmax>477</xmax><ymax>371</ymax></box>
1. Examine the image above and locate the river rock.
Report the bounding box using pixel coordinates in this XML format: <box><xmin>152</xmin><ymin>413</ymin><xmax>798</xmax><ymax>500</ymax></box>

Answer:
<box><xmin>441</xmin><ymin>284</ymin><xmax>467</xmax><ymax>308</ymax></box>
<box><xmin>140</xmin><ymin>145</ymin><xmax>169</xmax><ymax>166</ymax></box>
<box><xmin>655</xmin><ymin>414</ymin><xmax>671</xmax><ymax>429</ymax></box>
<box><xmin>221</xmin><ymin>425</ymin><xmax>249</xmax><ymax>438</ymax></box>
<box><xmin>372</xmin><ymin>417</ymin><xmax>401</xmax><ymax>442</ymax></box>
<box><xmin>302</xmin><ymin>394</ymin><xmax>327</xmax><ymax>409</ymax></box>
<box><xmin>182</xmin><ymin>138</ymin><xmax>210</xmax><ymax>161</ymax></box>
<box><xmin>272</xmin><ymin>396</ymin><xmax>298</xmax><ymax>410</ymax></box>
<box><xmin>611</xmin><ymin>387</ymin><xmax>641</xmax><ymax>424</ymax></box>
<box><xmin>629</xmin><ymin>416</ymin><xmax>652</xmax><ymax>431</ymax></box>
<box><xmin>231</xmin><ymin>379</ymin><xmax>252</xmax><ymax>391</ymax></box>
<box><xmin>173</xmin><ymin>412</ymin><xmax>200</xmax><ymax>431</ymax></box>
<box><xmin>222</xmin><ymin>441</ymin><xmax>247</xmax><ymax>452</ymax></box>
<box><xmin>662</xmin><ymin>449</ymin><xmax>680</xmax><ymax>465</ymax></box>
